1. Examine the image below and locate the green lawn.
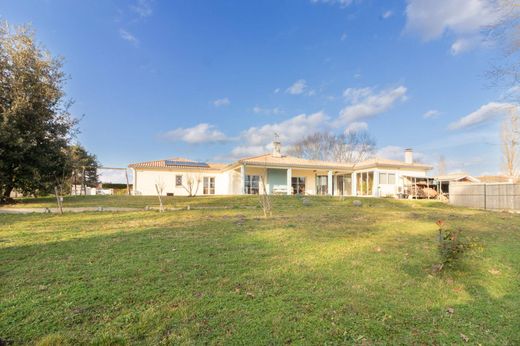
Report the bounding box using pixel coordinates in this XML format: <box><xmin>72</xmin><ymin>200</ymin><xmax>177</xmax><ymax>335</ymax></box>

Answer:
<box><xmin>5</xmin><ymin>195</ymin><xmax>265</xmax><ymax>209</ymax></box>
<box><xmin>1</xmin><ymin>196</ymin><xmax>519</xmax><ymax>345</ymax></box>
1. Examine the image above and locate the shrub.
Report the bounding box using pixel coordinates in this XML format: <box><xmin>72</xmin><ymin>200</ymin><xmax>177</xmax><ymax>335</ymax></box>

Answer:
<box><xmin>435</xmin><ymin>220</ymin><xmax>479</xmax><ymax>270</ymax></box>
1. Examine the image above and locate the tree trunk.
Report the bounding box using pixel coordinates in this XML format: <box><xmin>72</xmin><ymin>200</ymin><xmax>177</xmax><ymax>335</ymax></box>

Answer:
<box><xmin>1</xmin><ymin>185</ymin><xmax>15</xmax><ymax>204</ymax></box>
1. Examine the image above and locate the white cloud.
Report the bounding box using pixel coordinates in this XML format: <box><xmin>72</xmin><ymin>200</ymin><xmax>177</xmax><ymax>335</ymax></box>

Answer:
<box><xmin>253</xmin><ymin>106</ymin><xmax>283</xmax><ymax>115</ymax></box>
<box><xmin>450</xmin><ymin>36</ymin><xmax>480</xmax><ymax>55</ymax></box>
<box><xmin>130</xmin><ymin>0</ymin><xmax>153</xmax><ymax>18</ymax></box>
<box><xmin>274</xmin><ymin>88</ymin><xmax>281</xmax><ymax>94</ymax></box>
<box><xmin>119</xmin><ymin>29</ymin><xmax>139</xmax><ymax>46</ymax></box>
<box><xmin>449</xmin><ymin>102</ymin><xmax>515</xmax><ymax>130</ymax></box>
<box><xmin>501</xmin><ymin>85</ymin><xmax>520</xmax><ymax>101</ymax></box>
<box><xmin>213</xmin><ymin>97</ymin><xmax>230</xmax><ymax>107</ymax></box>
<box><xmin>340</xmin><ymin>32</ymin><xmax>348</xmax><ymax>41</ymax></box>
<box><xmin>345</xmin><ymin>121</ymin><xmax>368</xmax><ymax>133</ymax></box>
<box><xmin>377</xmin><ymin>145</ymin><xmax>425</xmax><ymax>162</ymax></box>
<box><xmin>98</xmin><ymin>168</ymin><xmax>132</xmax><ymax>184</ymax></box>
<box><xmin>423</xmin><ymin>109</ymin><xmax>440</xmax><ymax>118</ymax></box>
<box><xmin>405</xmin><ymin>0</ymin><xmax>498</xmax><ymax>41</ymax></box>
<box><xmin>286</xmin><ymin>79</ymin><xmax>307</xmax><ymax>95</ymax></box>
<box><xmin>405</xmin><ymin>0</ymin><xmax>500</xmax><ymax>53</ymax></box>
<box><xmin>343</xmin><ymin>87</ymin><xmax>373</xmax><ymax>103</ymax></box>
<box><xmin>382</xmin><ymin>10</ymin><xmax>393</xmax><ymax>19</ymax></box>
<box><xmin>230</xmin><ymin>145</ymin><xmax>268</xmax><ymax>158</ymax></box>
<box><xmin>227</xmin><ymin>112</ymin><xmax>329</xmax><ymax>158</ymax></box>
<box><xmin>163</xmin><ymin>123</ymin><xmax>229</xmax><ymax>144</ymax></box>
<box><xmin>310</xmin><ymin>0</ymin><xmax>353</xmax><ymax>8</ymax></box>
<box><xmin>335</xmin><ymin>85</ymin><xmax>407</xmax><ymax>126</ymax></box>
<box><xmin>241</xmin><ymin>111</ymin><xmax>329</xmax><ymax>146</ymax></box>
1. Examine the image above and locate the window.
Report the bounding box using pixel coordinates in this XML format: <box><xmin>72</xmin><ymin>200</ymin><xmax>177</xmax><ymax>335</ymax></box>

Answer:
<box><xmin>291</xmin><ymin>177</ymin><xmax>306</xmax><ymax>195</ymax></box>
<box><xmin>175</xmin><ymin>175</ymin><xmax>182</xmax><ymax>187</ymax></box>
<box><xmin>388</xmin><ymin>173</ymin><xmax>396</xmax><ymax>184</ymax></box>
<box><xmin>316</xmin><ymin>175</ymin><xmax>328</xmax><ymax>195</ymax></box>
<box><xmin>203</xmin><ymin>177</ymin><xmax>215</xmax><ymax>195</ymax></box>
<box><xmin>379</xmin><ymin>173</ymin><xmax>388</xmax><ymax>184</ymax></box>
<box><xmin>337</xmin><ymin>175</ymin><xmax>352</xmax><ymax>196</ymax></box>
<box><xmin>245</xmin><ymin>175</ymin><xmax>260</xmax><ymax>194</ymax></box>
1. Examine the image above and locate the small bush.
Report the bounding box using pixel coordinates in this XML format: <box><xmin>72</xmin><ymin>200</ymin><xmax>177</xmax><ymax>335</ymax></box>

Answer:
<box><xmin>435</xmin><ymin>220</ymin><xmax>479</xmax><ymax>270</ymax></box>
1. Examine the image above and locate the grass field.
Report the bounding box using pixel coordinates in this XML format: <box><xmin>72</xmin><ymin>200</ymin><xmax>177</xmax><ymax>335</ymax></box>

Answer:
<box><xmin>1</xmin><ymin>196</ymin><xmax>519</xmax><ymax>345</ymax></box>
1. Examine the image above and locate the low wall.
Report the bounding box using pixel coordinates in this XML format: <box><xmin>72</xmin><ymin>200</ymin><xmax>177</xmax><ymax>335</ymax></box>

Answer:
<box><xmin>449</xmin><ymin>182</ymin><xmax>520</xmax><ymax>211</ymax></box>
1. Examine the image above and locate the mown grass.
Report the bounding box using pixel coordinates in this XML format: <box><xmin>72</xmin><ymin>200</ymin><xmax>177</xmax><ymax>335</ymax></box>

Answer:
<box><xmin>1</xmin><ymin>196</ymin><xmax>519</xmax><ymax>345</ymax></box>
<box><xmin>5</xmin><ymin>195</ymin><xmax>265</xmax><ymax>209</ymax></box>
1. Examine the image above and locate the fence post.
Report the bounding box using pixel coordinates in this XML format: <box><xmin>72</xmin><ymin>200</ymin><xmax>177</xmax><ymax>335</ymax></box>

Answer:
<box><xmin>483</xmin><ymin>183</ymin><xmax>487</xmax><ymax>210</ymax></box>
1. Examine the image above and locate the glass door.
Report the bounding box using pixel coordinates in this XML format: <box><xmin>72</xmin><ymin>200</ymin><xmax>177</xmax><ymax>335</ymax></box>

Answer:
<box><xmin>203</xmin><ymin>177</ymin><xmax>215</xmax><ymax>195</ymax></box>
<box><xmin>291</xmin><ymin>177</ymin><xmax>306</xmax><ymax>195</ymax></box>
<box><xmin>316</xmin><ymin>175</ymin><xmax>328</xmax><ymax>195</ymax></box>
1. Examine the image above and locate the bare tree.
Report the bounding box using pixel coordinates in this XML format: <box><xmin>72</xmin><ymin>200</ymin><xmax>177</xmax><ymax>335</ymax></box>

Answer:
<box><xmin>438</xmin><ymin>155</ymin><xmax>447</xmax><ymax>176</ymax></box>
<box><xmin>501</xmin><ymin>107</ymin><xmax>519</xmax><ymax>177</ymax></box>
<box><xmin>155</xmin><ymin>178</ymin><xmax>165</xmax><ymax>212</ymax></box>
<box><xmin>258</xmin><ymin>175</ymin><xmax>272</xmax><ymax>218</ymax></box>
<box><xmin>486</xmin><ymin>2</ymin><xmax>520</xmax><ymax>90</ymax></box>
<box><xmin>182</xmin><ymin>172</ymin><xmax>201</xmax><ymax>197</ymax></box>
<box><xmin>288</xmin><ymin>131</ymin><xmax>375</xmax><ymax>163</ymax></box>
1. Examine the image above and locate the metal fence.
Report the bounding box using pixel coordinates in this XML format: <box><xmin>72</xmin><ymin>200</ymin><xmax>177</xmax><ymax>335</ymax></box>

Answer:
<box><xmin>449</xmin><ymin>182</ymin><xmax>520</xmax><ymax>211</ymax></box>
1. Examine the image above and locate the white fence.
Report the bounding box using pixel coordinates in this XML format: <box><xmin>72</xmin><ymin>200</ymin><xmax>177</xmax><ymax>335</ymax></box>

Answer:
<box><xmin>449</xmin><ymin>182</ymin><xmax>520</xmax><ymax>211</ymax></box>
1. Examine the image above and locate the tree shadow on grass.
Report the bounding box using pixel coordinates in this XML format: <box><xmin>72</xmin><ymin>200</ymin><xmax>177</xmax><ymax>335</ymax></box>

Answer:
<box><xmin>1</xmin><ymin>208</ymin><xmax>519</xmax><ymax>345</ymax></box>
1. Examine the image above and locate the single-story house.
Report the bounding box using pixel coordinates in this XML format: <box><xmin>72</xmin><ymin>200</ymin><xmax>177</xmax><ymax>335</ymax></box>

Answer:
<box><xmin>128</xmin><ymin>141</ymin><xmax>432</xmax><ymax>197</ymax></box>
<box><xmin>436</xmin><ymin>173</ymin><xmax>480</xmax><ymax>195</ymax></box>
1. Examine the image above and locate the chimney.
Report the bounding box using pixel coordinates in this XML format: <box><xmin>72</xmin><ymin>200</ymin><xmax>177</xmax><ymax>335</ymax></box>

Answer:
<box><xmin>404</xmin><ymin>148</ymin><xmax>413</xmax><ymax>164</ymax></box>
<box><xmin>272</xmin><ymin>140</ymin><xmax>282</xmax><ymax>157</ymax></box>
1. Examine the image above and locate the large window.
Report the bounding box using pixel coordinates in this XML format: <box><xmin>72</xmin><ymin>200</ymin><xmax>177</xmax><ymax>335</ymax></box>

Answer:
<box><xmin>388</xmin><ymin>173</ymin><xmax>396</xmax><ymax>184</ymax></box>
<box><xmin>175</xmin><ymin>175</ymin><xmax>182</xmax><ymax>187</ymax></box>
<box><xmin>291</xmin><ymin>177</ymin><xmax>306</xmax><ymax>195</ymax></box>
<box><xmin>245</xmin><ymin>175</ymin><xmax>260</xmax><ymax>194</ymax></box>
<box><xmin>379</xmin><ymin>173</ymin><xmax>388</xmax><ymax>184</ymax></box>
<box><xmin>337</xmin><ymin>174</ymin><xmax>352</xmax><ymax>196</ymax></box>
<box><xmin>203</xmin><ymin>177</ymin><xmax>215</xmax><ymax>195</ymax></box>
<box><xmin>316</xmin><ymin>175</ymin><xmax>328</xmax><ymax>195</ymax></box>
<box><xmin>357</xmin><ymin>171</ymin><xmax>374</xmax><ymax>196</ymax></box>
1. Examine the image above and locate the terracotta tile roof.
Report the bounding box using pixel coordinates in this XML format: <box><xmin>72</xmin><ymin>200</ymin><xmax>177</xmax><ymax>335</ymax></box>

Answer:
<box><xmin>478</xmin><ymin>175</ymin><xmax>518</xmax><ymax>183</ymax></box>
<box><xmin>353</xmin><ymin>158</ymin><xmax>433</xmax><ymax>170</ymax></box>
<box><xmin>236</xmin><ymin>153</ymin><xmax>354</xmax><ymax>170</ymax></box>
<box><xmin>129</xmin><ymin>153</ymin><xmax>432</xmax><ymax>172</ymax></box>
<box><xmin>129</xmin><ymin>157</ymin><xmax>225</xmax><ymax>170</ymax></box>
<box><xmin>436</xmin><ymin>173</ymin><xmax>479</xmax><ymax>182</ymax></box>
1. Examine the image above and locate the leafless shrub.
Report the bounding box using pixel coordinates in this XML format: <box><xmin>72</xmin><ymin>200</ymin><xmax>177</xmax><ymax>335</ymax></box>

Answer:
<box><xmin>258</xmin><ymin>176</ymin><xmax>272</xmax><ymax>218</ymax></box>
<box><xmin>155</xmin><ymin>178</ymin><xmax>165</xmax><ymax>212</ymax></box>
<box><xmin>182</xmin><ymin>172</ymin><xmax>201</xmax><ymax>197</ymax></box>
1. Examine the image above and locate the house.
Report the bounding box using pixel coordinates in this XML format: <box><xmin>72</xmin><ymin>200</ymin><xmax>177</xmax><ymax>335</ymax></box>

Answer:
<box><xmin>436</xmin><ymin>173</ymin><xmax>480</xmax><ymax>195</ymax></box>
<box><xmin>128</xmin><ymin>141</ymin><xmax>432</xmax><ymax>197</ymax></box>
<box><xmin>478</xmin><ymin>175</ymin><xmax>519</xmax><ymax>183</ymax></box>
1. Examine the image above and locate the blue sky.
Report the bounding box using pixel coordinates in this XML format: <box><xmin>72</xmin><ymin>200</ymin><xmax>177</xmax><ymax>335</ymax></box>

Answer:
<box><xmin>1</xmin><ymin>0</ymin><xmax>515</xmax><ymax>178</ymax></box>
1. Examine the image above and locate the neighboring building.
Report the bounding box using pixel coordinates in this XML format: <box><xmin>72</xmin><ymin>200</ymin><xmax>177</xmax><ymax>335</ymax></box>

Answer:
<box><xmin>478</xmin><ymin>175</ymin><xmax>519</xmax><ymax>183</ymax></box>
<box><xmin>128</xmin><ymin>142</ymin><xmax>432</xmax><ymax>197</ymax></box>
<box><xmin>436</xmin><ymin>173</ymin><xmax>480</xmax><ymax>195</ymax></box>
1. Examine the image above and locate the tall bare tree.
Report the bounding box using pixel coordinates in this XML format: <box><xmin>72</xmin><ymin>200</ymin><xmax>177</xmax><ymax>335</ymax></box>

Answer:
<box><xmin>501</xmin><ymin>107</ymin><xmax>519</xmax><ymax>177</ymax></box>
<box><xmin>486</xmin><ymin>2</ymin><xmax>520</xmax><ymax>90</ymax></box>
<box><xmin>288</xmin><ymin>131</ymin><xmax>375</xmax><ymax>163</ymax></box>
<box><xmin>438</xmin><ymin>155</ymin><xmax>447</xmax><ymax>176</ymax></box>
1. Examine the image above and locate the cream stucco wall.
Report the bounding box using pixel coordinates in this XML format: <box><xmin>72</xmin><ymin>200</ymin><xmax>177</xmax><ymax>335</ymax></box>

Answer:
<box><xmin>132</xmin><ymin>165</ymin><xmax>430</xmax><ymax>197</ymax></box>
<box><xmin>133</xmin><ymin>168</ymin><xmax>229</xmax><ymax>196</ymax></box>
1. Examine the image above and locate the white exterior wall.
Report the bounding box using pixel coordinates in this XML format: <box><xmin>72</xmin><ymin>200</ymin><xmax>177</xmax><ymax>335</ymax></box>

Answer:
<box><xmin>292</xmin><ymin>169</ymin><xmax>317</xmax><ymax>195</ymax></box>
<box><xmin>133</xmin><ymin>169</ymin><xmax>230</xmax><ymax>196</ymax></box>
<box><xmin>352</xmin><ymin>168</ymin><xmax>428</xmax><ymax>197</ymax></box>
<box><xmin>132</xmin><ymin>166</ymin><xmax>430</xmax><ymax>197</ymax></box>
